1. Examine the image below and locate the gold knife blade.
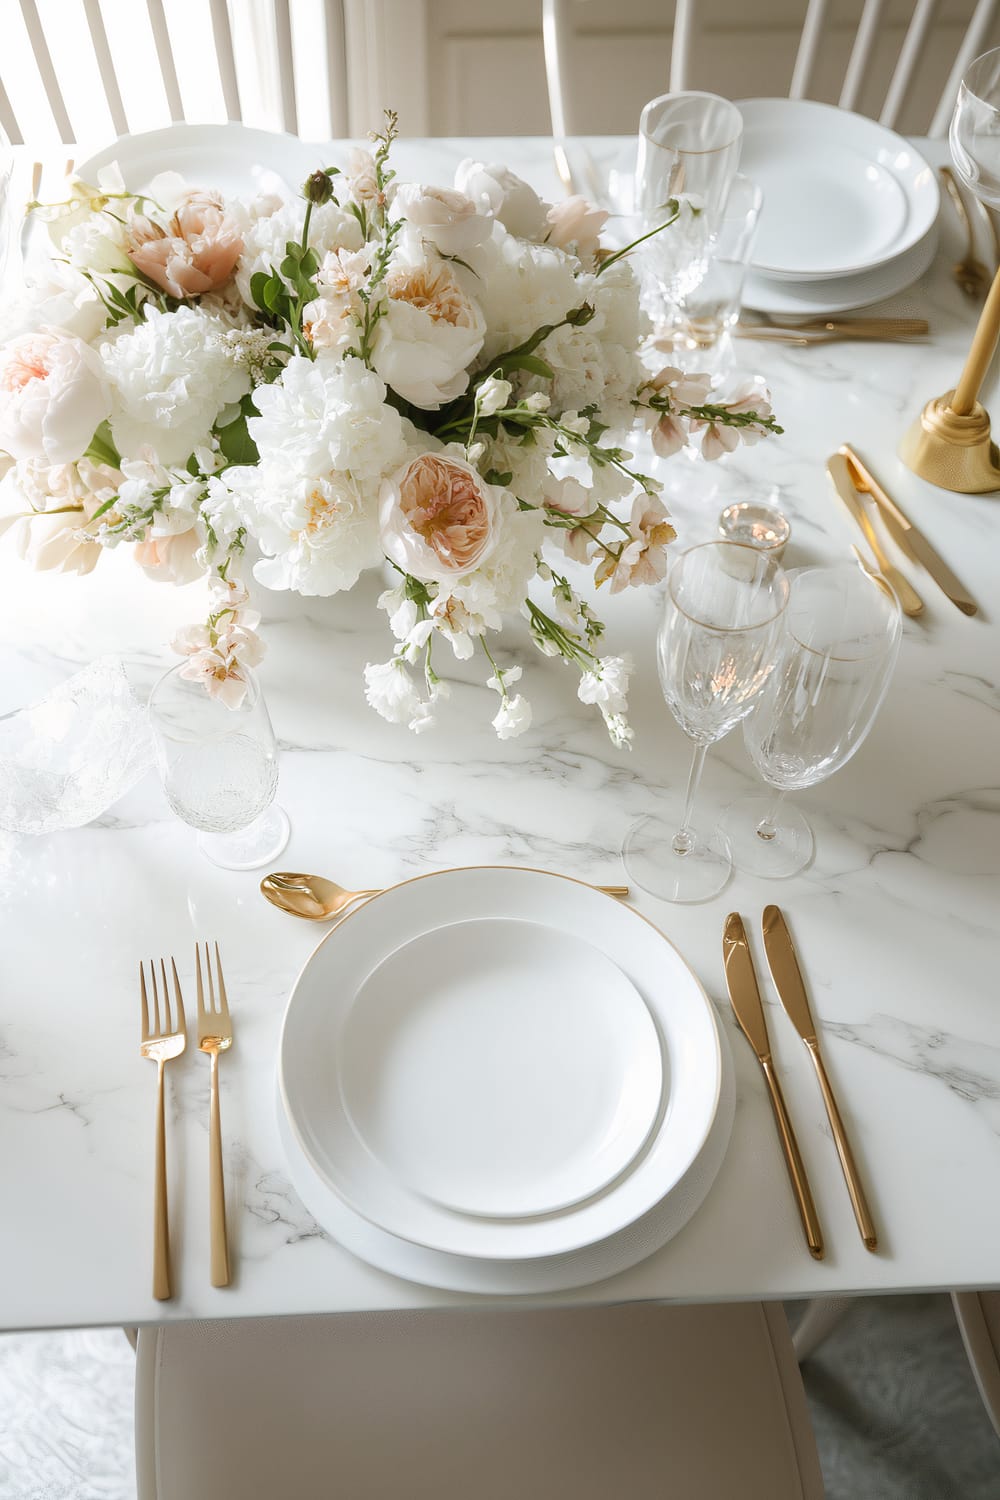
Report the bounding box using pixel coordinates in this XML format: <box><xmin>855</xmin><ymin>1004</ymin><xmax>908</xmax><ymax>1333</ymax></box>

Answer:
<box><xmin>761</xmin><ymin>905</ymin><xmax>878</xmax><ymax>1253</ymax></box>
<box><xmin>826</xmin><ymin>454</ymin><xmax>924</xmax><ymax>617</ymax></box>
<box><xmin>723</xmin><ymin>912</ymin><xmax>825</xmax><ymax>1260</ymax></box>
<box><xmin>839</xmin><ymin>446</ymin><xmax>979</xmax><ymax>617</ymax></box>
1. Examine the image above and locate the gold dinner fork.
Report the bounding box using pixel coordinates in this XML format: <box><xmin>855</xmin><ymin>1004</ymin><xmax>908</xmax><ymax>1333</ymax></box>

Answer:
<box><xmin>196</xmin><ymin>941</ymin><xmax>233</xmax><ymax>1288</ymax></box>
<box><xmin>139</xmin><ymin>958</ymin><xmax>187</xmax><ymax>1301</ymax></box>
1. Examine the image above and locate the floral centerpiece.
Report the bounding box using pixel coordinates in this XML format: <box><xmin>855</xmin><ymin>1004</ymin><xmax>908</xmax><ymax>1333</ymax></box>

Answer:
<box><xmin>0</xmin><ymin>114</ymin><xmax>778</xmax><ymax>744</ymax></box>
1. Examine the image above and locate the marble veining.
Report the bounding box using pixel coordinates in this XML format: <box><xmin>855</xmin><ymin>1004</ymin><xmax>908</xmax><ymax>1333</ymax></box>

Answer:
<box><xmin>0</xmin><ymin>137</ymin><xmax>998</xmax><ymax>1329</ymax></box>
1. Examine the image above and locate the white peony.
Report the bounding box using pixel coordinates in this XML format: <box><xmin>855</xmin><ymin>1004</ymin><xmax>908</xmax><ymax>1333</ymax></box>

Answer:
<box><xmin>465</xmin><ymin>230</ymin><xmax>581</xmax><ymax>367</ymax></box>
<box><xmin>101</xmin><ymin>305</ymin><xmax>249</xmax><ymax>466</ymax></box>
<box><xmin>0</xmin><ymin>330</ymin><xmax>111</xmax><ymax>465</ymax></box>
<box><xmin>455</xmin><ymin>160</ymin><xmax>549</xmax><ymax>241</ymax></box>
<box><xmin>393</xmin><ymin>183</ymin><xmax>492</xmax><ymax>256</ymax></box>
<box><xmin>372</xmin><ymin>259</ymin><xmax>485</xmax><ymax>409</ymax></box>
<box><xmin>248</xmin><ymin>353</ymin><xmax>406</xmax><ymax>481</ymax></box>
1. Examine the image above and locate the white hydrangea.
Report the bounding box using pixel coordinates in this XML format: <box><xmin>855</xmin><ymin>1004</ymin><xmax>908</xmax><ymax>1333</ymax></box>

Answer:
<box><xmin>101</xmin><ymin>305</ymin><xmax>249</xmax><ymax>465</ymax></box>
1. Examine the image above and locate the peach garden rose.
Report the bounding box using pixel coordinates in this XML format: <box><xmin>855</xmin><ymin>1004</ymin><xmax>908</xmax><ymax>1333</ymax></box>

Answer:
<box><xmin>127</xmin><ymin>191</ymin><xmax>243</xmax><ymax>300</ymax></box>
<box><xmin>379</xmin><ymin>453</ymin><xmax>504</xmax><ymax>583</ymax></box>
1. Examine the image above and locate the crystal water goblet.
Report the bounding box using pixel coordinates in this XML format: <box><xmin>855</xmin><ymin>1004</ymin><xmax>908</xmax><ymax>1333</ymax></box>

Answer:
<box><xmin>667</xmin><ymin>174</ymin><xmax>763</xmax><ymax>371</ymax></box>
<box><xmin>950</xmin><ymin>46</ymin><xmax>1000</xmax><ymax>208</ymax></box>
<box><xmin>148</xmin><ymin>663</ymin><xmax>290</xmax><ymax>870</ymax></box>
<box><xmin>622</xmin><ymin>541</ymin><xmax>789</xmax><ymax>903</ymax></box>
<box><xmin>723</xmin><ymin>564</ymin><xmax>901</xmax><ymax>879</ymax></box>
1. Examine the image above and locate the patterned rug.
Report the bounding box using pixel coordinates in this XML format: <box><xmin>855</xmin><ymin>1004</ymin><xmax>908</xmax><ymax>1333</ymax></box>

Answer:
<box><xmin>0</xmin><ymin>1297</ymin><xmax>996</xmax><ymax>1497</ymax></box>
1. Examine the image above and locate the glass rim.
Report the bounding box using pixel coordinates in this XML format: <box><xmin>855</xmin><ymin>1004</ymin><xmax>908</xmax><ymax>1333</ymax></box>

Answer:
<box><xmin>959</xmin><ymin>46</ymin><xmax>1000</xmax><ymax>107</ymax></box>
<box><xmin>666</xmin><ymin>540</ymin><xmax>789</xmax><ymax>631</ymax></box>
<box><xmin>783</xmin><ymin>564</ymin><xmax>902</xmax><ymax>661</ymax></box>
<box><xmin>639</xmin><ymin>90</ymin><xmax>744</xmax><ymax>156</ymax></box>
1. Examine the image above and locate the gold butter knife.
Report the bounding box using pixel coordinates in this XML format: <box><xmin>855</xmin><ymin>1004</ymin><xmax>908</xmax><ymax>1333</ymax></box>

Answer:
<box><xmin>723</xmin><ymin>912</ymin><xmax>825</xmax><ymax>1260</ymax></box>
<box><xmin>839</xmin><ymin>446</ymin><xmax>979</xmax><ymax>618</ymax></box>
<box><xmin>826</xmin><ymin>453</ymin><xmax>924</xmax><ymax>617</ymax></box>
<box><xmin>762</xmin><ymin>906</ymin><xmax>878</xmax><ymax>1253</ymax></box>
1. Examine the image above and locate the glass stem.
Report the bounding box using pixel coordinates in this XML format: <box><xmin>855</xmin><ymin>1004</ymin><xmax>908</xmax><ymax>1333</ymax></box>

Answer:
<box><xmin>756</xmin><ymin>788</ymin><xmax>786</xmax><ymax>842</ymax></box>
<box><xmin>672</xmin><ymin>741</ymin><xmax>708</xmax><ymax>856</ymax></box>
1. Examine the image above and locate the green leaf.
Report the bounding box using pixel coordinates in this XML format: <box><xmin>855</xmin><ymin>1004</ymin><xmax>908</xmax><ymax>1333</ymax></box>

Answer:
<box><xmin>262</xmin><ymin>275</ymin><xmax>285</xmax><ymax>313</ymax></box>
<box><xmin>500</xmin><ymin>353</ymin><xmax>554</xmax><ymax>380</ymax></box>
<box><xmin>89</xmin><ymin>493</ymin><xmax>120</xmax><ymax>522</ymax></box>
<box><xmin>84</xmin><ymin>421</ymin><xmax>121</xmax><ymax>469</ymax></box>
<box><xmin>483</xmin><ymin>469</ymin><xmax>513</xmax><ymax>487</ymax></box>
<box><xmin>249</xmin><ymin>271</ymin><xmax>272</xmax><ymax>310</ymax></box>
<box><xmin>216</xmin><ymin>394</ymin><xmax>260</xmax><ymax>466</ymax></box>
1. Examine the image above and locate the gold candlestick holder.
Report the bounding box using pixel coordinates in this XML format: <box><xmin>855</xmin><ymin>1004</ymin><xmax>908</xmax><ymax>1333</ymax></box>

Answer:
<box><xmin>900</xmin><ymin>239</ymin><xmax>1000</xmax><ymax>493</ymax></box>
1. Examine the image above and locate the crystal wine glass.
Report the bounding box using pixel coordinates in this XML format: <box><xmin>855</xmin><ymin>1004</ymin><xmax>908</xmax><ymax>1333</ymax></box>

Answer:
<box><xmin>950</xmin><ymin>47</ymin><xmax>1000</xmax><ymax>208</ymax></box>
<box><xmin>622</xmin><ymin>541</ymin><xmax>789</xmax><ymax>903</ymax></box>
<box><xmin>148</xmin><ymin>663</ymin><xmax>290</xmax><ymax>870</ymax></box>
<box><xmin>723</xmin><ymin>564</ymin><xmax>901</xmax><ymax>879</ymax></box>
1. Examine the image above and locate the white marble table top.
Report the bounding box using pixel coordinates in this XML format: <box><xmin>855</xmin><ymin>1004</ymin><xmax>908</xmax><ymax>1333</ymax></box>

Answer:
<box><xmin>1</xmin><ymin>136</ymin><xmax>998</xmax><ymax>1333</ymax></box>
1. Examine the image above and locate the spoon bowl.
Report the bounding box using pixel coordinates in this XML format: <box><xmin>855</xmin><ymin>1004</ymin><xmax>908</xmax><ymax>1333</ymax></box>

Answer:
<box><xmin>261</xmin><ymin>870</ymin><xmax>629</xmax><ymax>921</ymax></box>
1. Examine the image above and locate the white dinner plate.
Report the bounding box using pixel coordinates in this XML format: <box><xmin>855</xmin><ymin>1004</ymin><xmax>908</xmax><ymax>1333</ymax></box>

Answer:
<box><xmin>278</xmin><ymin>868</ymin><xmax>723</xmax><ymax>1261</ymax></box>
<box><xmin>76</xmin><ymin>122</ymin><xmax>322</xmax><ymax>198</ymax></box>
<box><xmin>743</xmin><ymin>223</ymin><xmax>938</xmax><ymax>315</ymax></box>
<box><xmin>738</xmin><ymin>99</ymin><xmax>939</xmax><ymax>280</ymax></box>
<box><xmin>276</xmin><ymin>1020</ymin><xmax>736</xmax><ymax>1296</ymax></box>
<box><xmin>339</xmin><ymin>916</ymin><xmax>663</xmax><ymax>1219</ymax></box>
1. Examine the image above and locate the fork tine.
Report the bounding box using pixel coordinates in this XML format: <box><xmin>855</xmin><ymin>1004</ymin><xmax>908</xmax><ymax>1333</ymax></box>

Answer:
<box><xmin>195</xmin><ymin>941</ymin><xmax>206</xmax><ymax>1021</ymax></box>
<box><xmin>171</xmin><ymin>958</ymin><xmax>186</xmax><ymax>1036</ymax></box>
<box><xmin>205</xmin><ymin>941</ymin><xmax>217</xmax><ymax>1013</ymax></box>
<box><xmin>150</xmin><ymin>958</ymin><xmax>161</xmax><ymax>1036</ymax></box>
<box><xmin>159</xmin><ymin>958</ymin><xmax>171</xmax><ymax>1032</ymax></box>
<box><xmin>139</xmin><ymin>963</ymin><xmax>150</xmax><ymax>1041</ymax></box>
<box><xmin>213</xmin><ymin>942</ymin><xmax>229</xmax><ymax>1020</ymax></box>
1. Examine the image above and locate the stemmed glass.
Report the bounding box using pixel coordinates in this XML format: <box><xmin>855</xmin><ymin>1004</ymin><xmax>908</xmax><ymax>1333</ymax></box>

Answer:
<box><xmin>623</xmin><ymin>541</ymin><xmax>789</xmax><ymax>903</ymax></box>
<box><xmin>723</xmin><ymin>565</ymin><xmax>901</xmax><ymax>879</ymax></box>
<box><xmin>950</xmin><ymin>47</ymin><xmax>1000</xmax><ymax>208</ymax></box>
<box><xmin>148</xmin><ymin>663</ymin><xmax>290</xmax><ymax>870</ymax></box>
<box><xmin>635</xmin><ymin>91</ymin><xmax>743</xmax><ymax>315</ymax></box>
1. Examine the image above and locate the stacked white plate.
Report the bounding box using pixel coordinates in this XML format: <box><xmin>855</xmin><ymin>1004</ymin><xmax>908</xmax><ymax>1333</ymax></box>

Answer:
<box><xmin>277</xmin><ymin>867</ymin><xmax>734</xmax><ymax>1294</ymax></box>
<box><xmin>738</xmin><ymin>98</ymin><xmax>940</xmax><ymax>315</ymax></box>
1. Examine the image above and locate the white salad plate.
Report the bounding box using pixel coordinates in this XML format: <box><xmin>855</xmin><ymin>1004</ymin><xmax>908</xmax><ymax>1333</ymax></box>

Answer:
<box><xmin>278</xmin><ymin>867</ymin><xmax>723</xmax><ymax>1262</ymax></box>
<box><xmin>76</xmin><ymin>122</ymin><xmax>321</xmax><ymax>197</ymax></box>
<box><xmin>743</xmin><ymin>223</ymin><xmax>938</xmax><ymax>315</ymax></box>
<box><xmin>276</xmin><ymin>1021</ymin><xmax>735</xmax><ymax>1296</ymax></box>
<box><xmin>738</xmin><ymin>99</ymin><xmax>939</xmax><ymax>281</ymax></box>
<box><xmin>339</xmin><ymin>916</ymin><xmax>663</xmax><ymax>1219</ymax></box>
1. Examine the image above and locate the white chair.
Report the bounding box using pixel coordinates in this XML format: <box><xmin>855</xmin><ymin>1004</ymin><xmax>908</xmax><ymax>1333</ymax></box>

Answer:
<box><xmin>543</xmin><ymin>0</ymin><xmax>1000</xmax><ymax>139</ymax></box>
<box><xmin>134</xmin><ymin>1301</ymin><xmax>825</xmax><ymax>1498</ymax></box>
<box><xmin>952</xmin><ymin>1291</ymin><xmax>1000</xmax><ymax>1440</ymax></box>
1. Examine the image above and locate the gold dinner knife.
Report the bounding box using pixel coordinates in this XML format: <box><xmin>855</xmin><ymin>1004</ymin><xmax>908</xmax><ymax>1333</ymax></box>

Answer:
<box><xmin>839</xmin><ymin>446</ymin><xmax>979</xmax><ymax>618</ymax></box>
<box><xmin>762</xmin><ymin>905</ymin><xmax>878</xmax><ymax>1254</ymax></box>
<box><xmin>723</xmin><ymin>912</ymin><xmax>825</xmax><ymax>1260</ymax></box>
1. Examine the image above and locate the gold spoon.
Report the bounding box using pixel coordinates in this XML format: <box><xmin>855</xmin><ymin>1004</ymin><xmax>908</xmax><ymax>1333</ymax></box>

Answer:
<box><xmin>261</xmin><ymin>870</ymin><xmax>629</xmax><ymax>921</ymax></box>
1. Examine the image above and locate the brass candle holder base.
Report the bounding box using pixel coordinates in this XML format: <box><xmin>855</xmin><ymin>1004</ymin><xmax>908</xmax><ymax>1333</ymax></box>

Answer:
<box><xmin>900</xmin><ymin>391</ymin><xmax>1000</xmax><ymax>494</ymax></box>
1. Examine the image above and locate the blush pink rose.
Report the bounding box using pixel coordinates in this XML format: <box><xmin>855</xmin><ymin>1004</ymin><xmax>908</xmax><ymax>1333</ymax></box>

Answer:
<box><xmin>128</xmin><ymin>192</ymin><xmax>243</xmax><ymax>300</ymax></box>
<box><xmin>545</xmin><ymin>195</ymin><xmax>608</xmax><ymax>257</ymax></box>
<box><xmin>133</xmin><ymin>525</ymin><xmax>203</xmax><ymax>584</ymax></box>
<box><xmin>380</xmin><ymin>453</ymin><xmax>503</xmax><ymax>583</ymax></box>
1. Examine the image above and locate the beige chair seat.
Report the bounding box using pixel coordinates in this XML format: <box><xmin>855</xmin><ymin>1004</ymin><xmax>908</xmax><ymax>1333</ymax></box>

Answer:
<box><xmin>952</xmin><ymin>1291</ymin><xmax>1000</xmax><ymax>1440</ymax></box>
<box><xmin>135</xmin><ymin>1301</ymin><xmax>824</xmax><ymax>1499</ymax></box>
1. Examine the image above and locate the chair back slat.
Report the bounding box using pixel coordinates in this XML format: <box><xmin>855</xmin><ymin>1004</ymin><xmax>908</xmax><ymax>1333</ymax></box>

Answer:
<box><xmin>273</xmin><ymin>0</ymin><xmax>299</xmax><ymax>136</ymax></box>
<box><xmin>878</xmin><ymin>0</ymin><xmax>938</xmax><ymax>129</ymax></box>
<box><xmin>324</xmin><ymin>0</ymin><xmax>349</xmax><ymax>138</ymax></box>
<box><xmin>789</xmin><ymin>0</ymin><xmax>829</xmax><ymax>100</ymax></box>
<box><xmin>669</xmin><ymin>0</ymin><xmax>695</xmax><ymax>93</ymax></box>
<box><xmin>839</xmin><ymin>0</ymin><xmax>887</xmax><ymax>112</ymax></box>
<box><xmin>930</xmin><ymin>0</ymin><xmax>999</xmax><ymax>136</ymax></box>
<box><xmin>82</xmin><ymin>0</ymin><xmax>129</xmax><ymax>137</ymax></box>
<box><xmin>19</xmin><ymin>0</ymin><xmax>75</xmax><ymax>142</ymax></box>
<box><xmin>0</xmin><ymin>75</ymin><xmax>22</xmax><ymax>145</ymax></box>
<box><xmin>145</xmin><ymin>0</ymin><xmax>185</xmax><ymax>123</ymax></box>
<box><xmin>542</xmin><ymin>0</ymin><xmax>571</xmax><ymax>137</ymax></box>
<box><xmin>209</xmin><ymin>0</ymin><xmax>241</xmax><ymax>121</ymax></box>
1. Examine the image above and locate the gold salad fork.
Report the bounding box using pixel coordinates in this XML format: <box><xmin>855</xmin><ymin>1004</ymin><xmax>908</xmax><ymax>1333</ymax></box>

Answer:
<box><xmin>139</xmin><ymin>958</ymin><xmax>187</xmax><ymax>1301</ymax></box>
<box><xmin>196</xmin><ymin>942</ymin><xmax>233</xmax><ymax>1288</ymax></box>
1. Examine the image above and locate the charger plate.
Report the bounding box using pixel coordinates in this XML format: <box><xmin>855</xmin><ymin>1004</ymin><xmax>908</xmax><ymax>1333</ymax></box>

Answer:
<box><xmin>76</xmin><ymin>122</ymin><xmax>321</xmax><ymax>197</ymax></box>
<box><xmin>277</xmin><ymin>1017</ymin><xmax>734</xmax><ymax>1295</ymax></box>
<box><xmin>279</xmin><ymin>868</ymin><xmax>722</xmax><ymax>1261</ymax></box>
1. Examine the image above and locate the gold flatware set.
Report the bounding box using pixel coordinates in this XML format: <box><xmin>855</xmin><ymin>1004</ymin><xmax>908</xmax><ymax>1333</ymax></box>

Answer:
<box><xmin>737</xmin><ymin>313</ymin><xmax>928</xmax><ymax>344</ymax></box>
<box><xmin>828</xmin><ymin>445</ymin><xmax>979</xmax><ymax>618</ymax></box>
<box><xmin>725</xmin><ymin>905</ymin><xmax>877</xmax><ymax>1260</ymax></box>
<box><xmin>138</xmin><ymin>944</ymin><xmax>234</xmax><ymax>1300</ymax></box>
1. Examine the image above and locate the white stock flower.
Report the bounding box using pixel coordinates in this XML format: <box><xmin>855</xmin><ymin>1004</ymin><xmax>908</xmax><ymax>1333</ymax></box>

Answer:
<box><xmin>492</xmin><ymin>692</ymin><xmax>532</xmax><ymax>739</ymax></box>
<box><xmin>0</xmin><ymin>331</ymin><xmax>111</xmax><ymax>465</ymax></box>
<box><xmin>101</xmin><ymin>305</ymin><xmax>249</xmax><ymax>465</ymax></box>
<box><xmin>393</xmin><ymin>183</ymin><xmax>492</xmax><ymax>256</ymax></box>
<box><xmin>577</xmin><ymin>654</ymin><xmax>633</xmax><ymax>714</ymax></box>
<box><xmin>476</xmin><ymin>375</ymin><xmax>512</xmax><ymax>417</ymax></box>
<box><xmin>364</xmin><ymin>658</ymin><xmax>445</xmax><ymax>733</ymax></box>
<box><xmin>455</xmin><ymin>160</ymin><xmax>549</xmax><ymax>241</ymax></box>
<box><xmin>372</xmin><ymin>259</ymin><xmax>485</xmax><ymax>409</ymax></box>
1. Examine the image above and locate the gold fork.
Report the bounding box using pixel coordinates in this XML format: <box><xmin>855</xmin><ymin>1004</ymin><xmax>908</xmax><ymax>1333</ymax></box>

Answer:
<box><xmin>139</xmin><ymin>958</ymin><xmax>187</xmax><ymax>1301</ymax></box>
<box><xmin>196</xmin><ymin>941</ymin><xmax>233</xmax><ymax>1288</ymax></box>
